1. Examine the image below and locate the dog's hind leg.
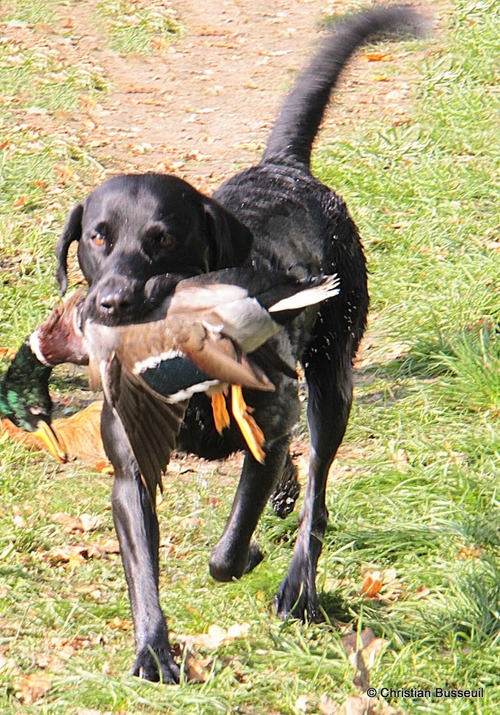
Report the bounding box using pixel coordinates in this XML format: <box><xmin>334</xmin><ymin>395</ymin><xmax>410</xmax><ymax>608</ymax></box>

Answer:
<box><xmin>275</xmin><ymin>349</ymin><xmax>355</xmax><ymax>621</ymax></box>
<box><xmin>101</xmin><ymin>401</ymin><xmax>179</xmax><ymax>683</ymax></box>
<box><xmin>271</xmin><ymin>450</ymin><xmax>301</xmax><ymax>519</ymax></box>
<box><xmin>209</xmin><ymin>433</ymin><xmax>291</xmax><ymax>581</ymax></box>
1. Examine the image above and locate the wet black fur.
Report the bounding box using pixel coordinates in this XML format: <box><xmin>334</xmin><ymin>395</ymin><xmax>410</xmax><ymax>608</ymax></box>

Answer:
<box><xmin>55</xmin><ymin>6</ymin><xmax>423</xmax><ymax>683</ymax></box>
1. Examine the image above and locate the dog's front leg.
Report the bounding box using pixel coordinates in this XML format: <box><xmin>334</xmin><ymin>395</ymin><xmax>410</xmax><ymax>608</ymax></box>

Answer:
<box><xmin>101</xmin><ymin>401</ymin><xmax>179</xmax><ymax>683</ymax></box>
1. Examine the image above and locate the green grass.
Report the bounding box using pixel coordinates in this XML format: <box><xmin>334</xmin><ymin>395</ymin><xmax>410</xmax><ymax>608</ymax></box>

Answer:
<box><xmin>97</xmin><ymin>0</ymin><xmax>181</xmax><ymax>55</ymax></box>
<box><xmin>1</xmin><ymin>0</ymin><xmax>499</xmax><ymax>712</ymax></box>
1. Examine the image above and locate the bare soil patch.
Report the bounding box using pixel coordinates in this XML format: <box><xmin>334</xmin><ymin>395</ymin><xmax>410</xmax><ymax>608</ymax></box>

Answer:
<box><xmin>20</xmin><ymin>0</ymin><xmax>437</xmax><ymax>190</ymax></box>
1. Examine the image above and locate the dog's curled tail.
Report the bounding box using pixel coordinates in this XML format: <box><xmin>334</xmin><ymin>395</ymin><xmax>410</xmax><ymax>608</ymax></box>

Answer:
<box><xmin>263</xmin><ymin>5</ymin><xmax>428</xmax><ymax>167</ymax></box>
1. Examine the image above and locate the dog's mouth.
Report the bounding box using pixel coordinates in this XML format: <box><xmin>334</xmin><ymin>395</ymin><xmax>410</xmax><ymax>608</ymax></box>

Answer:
<box><xmin>82</xmin><ymin>271</ymin><xmax>199</xmax><ymax>326</ymax></box>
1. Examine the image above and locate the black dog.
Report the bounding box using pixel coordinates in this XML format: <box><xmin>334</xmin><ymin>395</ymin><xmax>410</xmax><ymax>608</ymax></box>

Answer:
<box><xmin>55</xmin><ymin>7</ymin><xmax>423</xmax><ymax>682</ymax></box>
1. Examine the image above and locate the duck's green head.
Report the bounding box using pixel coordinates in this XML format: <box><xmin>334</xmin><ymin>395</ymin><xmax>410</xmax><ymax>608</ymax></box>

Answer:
<box><xmin>0</xmin><ymin>340</ymin><xmax>67</xmax><ymax>461</ymax></box>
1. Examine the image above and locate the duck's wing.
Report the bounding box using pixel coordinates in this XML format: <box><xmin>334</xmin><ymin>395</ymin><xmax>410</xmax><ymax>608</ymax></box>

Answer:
<box><xmin>111</xmin><ymin>319</ymin><xmax>276</xmax><ymax>397</ymax></box>
<box><xmin>101</xmin><ymin>355</ymin><xmax>187</xmax><ymax>507</ymax></box>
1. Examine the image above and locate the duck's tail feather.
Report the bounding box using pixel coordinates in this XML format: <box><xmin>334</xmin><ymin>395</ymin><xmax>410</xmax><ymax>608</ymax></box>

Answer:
<box><xmin>269</xmin><ymin>274</ymin><xmax>340</xmax><ymax>314</ymax></box>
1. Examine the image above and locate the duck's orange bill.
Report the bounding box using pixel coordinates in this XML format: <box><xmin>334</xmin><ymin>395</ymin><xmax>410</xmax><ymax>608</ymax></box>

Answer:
<box><xmin>33</xmin><ymin>420</ymin><xmax>68</xmax><ymax>463</ymax></box>
<box><xmin>230</xmin><ymin>385</ymin><xmax>266</xmax><ymax>464</ymax></box>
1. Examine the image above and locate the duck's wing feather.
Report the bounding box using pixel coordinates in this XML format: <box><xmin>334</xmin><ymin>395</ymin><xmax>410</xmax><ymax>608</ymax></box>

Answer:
<box><xmin>179</xmin><ymin>335</ymin><xmax>276</xmax><ymax>392</ymax></box>
<box><xmin>114</xmin><ymin>321</ymin><xmax>277</xmax><ymax>395</ymax></box>
<box><xmin>101</xmin><ymin>357</ymin><xmax>187</xmax><ymax>506</ymax></box>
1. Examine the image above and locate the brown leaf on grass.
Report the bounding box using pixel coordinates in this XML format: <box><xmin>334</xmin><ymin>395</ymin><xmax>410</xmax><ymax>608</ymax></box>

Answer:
<box><xmin>295</xmin><ymin>694</ymin><xmax>312</xmax><ymax>712</ymax></box>
<box><xmin>189</xmin><ymin>622</ymin><xmax>251</xmax><ymax>650</ymax></box>
<box><xmin>0</xmin><ymin>653</ymin><xmax>20</xmax><ymax>675</ymax></box>
<box><xmin>318</xmin><ymin>694</ymin><xmax>339</xmax><ymax>715</ymax></box>
<box><xmin>185</xmin><ymin>654</ymin><xmax>212</xmax><ymax>683</ymax></box>
<box><xmin>51</xmin><ymin>512</ymin><xmax>101</xmax><ymax>533</ymax></box>
<box><xmin>341</xmin><ymin>627</ymin><xmax>378</xmax><ymax>656</ymax></box>
<box><xmin>362</xmin><ymin>52</ymin><xmax>392</xmax><ymax>61</ymax></box>
<box><xmin>361</xmin><ymin>573</ymin><xmax>383</xmax><ymax>598</ymax></box>
<box><xmin>335</xmin><ymin>694</ymin><xmax>403</xmax><ymax>714</ymax></box>
<box><xmin>96</xmin><ymin>538</ymin><xmax>120</xmax><ymax>554</ymax></box>
<box><xmin>108</xmin><ymin>616</ymin><xmax>133</xmax><ymax>631</ymax></box>
<box><xmin>54</xmin><ymin>164</ymin><xmax>80</xmax><ymax>184</ymax></box>
<box><xmin>44</xmin><ymin>544</ymin><xmax>102</xmax><ymax>566</ymax></box>
<box><xmin>414</xmin><ymin>585</ymin><xmax>431</xmax><ymax>600</ymax></box>
<box><xmin>173</xmin><ymin>622</ymin><xmax>251</xmax><ymax>681</ymax></box>
<box><xmin>171</xmin><ymin>642</ymin><xmax>212</xmax><ymax>683</ymax></box>
<box><xmin>336</xmin><ymin>695</ymin><xmax>370</xmax><ymax>715</ymax></box>
<box><xmin>360</xmin><ymin>567</ymin><xmax>404</xmax><ymax>603</ymax></box>
<box><xmin>0</xmin><ymin>346</ymin><xmax>17</xmax><ymax>359</ymax></box>
<box><xmin>342</xmin><ymin>628</ymin><xmax>389</xmax><ymax>692</ymax></box>
<box><xmin>458</xmin><ymin>544</ymin><xmax>484</xmax><ymax>560</ymax></box>
<box><xmin>14</xmin><ymin>672</ymin><xmax>52</xmax><ymax>705</ymax></box>
<box><xmin>47</xmin><ymin>635</ymin><xmax>104</xmax><ymax>661</ymax></box>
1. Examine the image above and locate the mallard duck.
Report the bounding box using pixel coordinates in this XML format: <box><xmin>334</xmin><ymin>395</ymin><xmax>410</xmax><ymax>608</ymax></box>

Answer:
<box><xmin>2</xmin><ymin>269</ymin><xmax>339</xmax><ymax>497</ymax></box>
<box><xmin>0</xmin><ymin>291</ymin><xmax>87</xmax><ymax>463</ymax></box>
<box><xmin>83</xmin><ymin>267</ymin><xmax>340</xmax><ymax>502</ymax></box>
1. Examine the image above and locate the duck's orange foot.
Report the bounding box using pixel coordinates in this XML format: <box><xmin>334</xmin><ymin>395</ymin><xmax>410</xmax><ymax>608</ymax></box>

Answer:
<box><xmin>230</xmin><ymin>385</ymin><xmax>266</xmax><ymax>463</ymax></box>
<box><xmin>211</xmin><ymin>389</ymin><xmax>231</xmax><ymax>433</ymax></box>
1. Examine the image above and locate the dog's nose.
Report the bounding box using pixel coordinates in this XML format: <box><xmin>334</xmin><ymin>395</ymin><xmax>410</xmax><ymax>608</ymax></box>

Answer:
<box><xmin>98</xmin><ymin>288</ymin><xmax>134</xmax><ymax>316</ymax></box>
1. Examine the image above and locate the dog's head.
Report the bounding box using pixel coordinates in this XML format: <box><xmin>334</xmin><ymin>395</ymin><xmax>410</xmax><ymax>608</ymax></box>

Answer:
<box><xmin>56</xmin><ymin>173</ymin><xmax>253</xmax><ymax>324</ymax></box>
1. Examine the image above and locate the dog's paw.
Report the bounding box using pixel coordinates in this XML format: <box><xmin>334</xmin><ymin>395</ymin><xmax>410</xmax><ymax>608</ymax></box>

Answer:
<box><xmin>132</xmin><ymin>646</ymin><xmax>180</xmax><ymax>684</ymax></box>
<box><xmin>244</xmin><ymin>541</ymin><xmax>264</xmax><ymax>574</ymax></box>
<box><xmin>275</xmin><ymin>568</ymin><xmax>321</xmax><ymax>622</ymax></box>
<box><xmin>209</xmin><ymin>540</ymin><xmax>263</xmax><ymax>581</ymax></box>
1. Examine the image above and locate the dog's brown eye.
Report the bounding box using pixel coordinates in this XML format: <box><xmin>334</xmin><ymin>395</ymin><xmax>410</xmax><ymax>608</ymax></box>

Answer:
<box><xmin>147</xmin><ymin>229</ymin><xmax>174</xmax><ymax>248</ymax></box>
<box><xmin>91</xmin><ymin>231</ymin><xmax>105</xmax><ymax>247</ymax></box>
<box><xmin>159</xmin><ymin>235</ymin><xmax>173</xmax><ymax>248</ymax></box>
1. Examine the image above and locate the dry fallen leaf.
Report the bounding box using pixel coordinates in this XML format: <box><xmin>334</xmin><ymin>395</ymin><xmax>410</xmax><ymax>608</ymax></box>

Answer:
<box><xmin>14</xmin><ymin>672</ymin><xmax>52</xmax><ymax>705</ymax></box>
<box><xmin>175</xmin><ymin>622</ymin><xmax>251</xmax><ymax>653</ymax></box>
<box><xmin>170</xmin><ymin>642</ymin><xmax>212</xmax><ymax>683</ymax></box>
<box><xmin>362</xmin><ymin>52</ymin><xmax>392</xmax><ymax>61</ymax></box>
<box><xmin>318</xmin><ymin>693</ymin><xmax>339</xmax><ymax>715</ymax></box>
<box><xmin>44</xmin><ymin>544</ymin><xmax>102</xmax><ymax>566</ymax></box>
<box><xmin>458</xmin><ymin>544</ymin><xmax>484</xmax><ymax>560</ymax></box>
<box><xmin>0</xmin><ymin>346</ymin><xmax>17</xmax><ymax>359</ymax></box>
<box><xmin>96</xmin><ymin>538</ymin><xmax>120</xmax><ymax>554</ymax></box>
<box><xmin>0</xmin><ymin>653</ymin><xmax>20</xmax><ymax>675</ymax></box>
<box><xmin>51</xmin><ymin>512</ymin><xmax>101</xmax><ymax>533</ymax></box>
<box><xmin>336</xmin><ymin>694</ymin><xmax>375</xmax><ymax>714</ymax></box>
<box><xmin>360</xmin><ymin>567</ymin><xmax>404</xmax><ymax>603</ymax></box>
<box><xmin>342</xmin><ymin>627</ymin><xmax>389</xmax><ymax>692</ymax></box>
<box><xmin>361</xmin><ymin>573</ymin><xmax>383</xmax><ymax>598</ymax></box>
<box><xmin>108</xmin><ymin>616</ymin><xmax>133</xmax><ymax>631</ymax></box>
<box><xmin>295</xmin><ymin>694</ymin><xmax>312</xmax><ymax>712</ymax></box>
<box><xmin>414</xmin><ymin>585</ymin><xmax>431</xmax><ymax>600</ymax></box>
<box><xmin>197</xmin><ymin>623</ymin><xmax>251</xmax><ymax>649</ymax></box>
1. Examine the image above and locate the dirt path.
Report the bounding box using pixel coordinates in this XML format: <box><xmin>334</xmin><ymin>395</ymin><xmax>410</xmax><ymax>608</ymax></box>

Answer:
<box><xmin>71</xmin><ymin>0</ymin><xmax>334</xmax><ymax>187</ymax></box>
<box><xmin>51</xmin><ymin>0</ymin><xmax>435</xmax><ymax>191</ymax></box>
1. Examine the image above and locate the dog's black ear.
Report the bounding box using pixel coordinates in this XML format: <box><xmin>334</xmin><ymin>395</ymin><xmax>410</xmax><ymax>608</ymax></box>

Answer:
<box><xmin>204</xmin><ymin>199</ymin><xmax>253</xmax><ymax>269</ymax></box>
<box><xmin>56</xmin><ymin>203</ymin><xmax>84</xmax><ymax>295</ymax></box>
